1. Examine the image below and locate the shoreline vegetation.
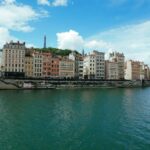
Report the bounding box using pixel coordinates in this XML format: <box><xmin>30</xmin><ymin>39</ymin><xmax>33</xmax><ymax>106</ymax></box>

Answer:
<box><xmin>0</xmin><ymin>78</ymin><xmax>150</xmax><ymax>90</ymax></box>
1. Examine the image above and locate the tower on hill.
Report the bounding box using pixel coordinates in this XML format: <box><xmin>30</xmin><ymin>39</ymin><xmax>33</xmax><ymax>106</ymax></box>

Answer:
<box><xmin>44</xmin><ymin>35</ymin><xmax>46</xmax><ymax>49</ymax></box>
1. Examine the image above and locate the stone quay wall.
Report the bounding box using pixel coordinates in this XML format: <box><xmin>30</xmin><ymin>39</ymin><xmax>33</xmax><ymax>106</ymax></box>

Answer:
<box><xmin>0</xmin><ymin>79</ymin><xmax>150</xmax><ymax>90</ymax></box>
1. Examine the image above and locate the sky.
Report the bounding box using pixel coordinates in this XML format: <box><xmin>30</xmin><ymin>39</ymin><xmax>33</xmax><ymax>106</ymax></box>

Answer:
<box><xmin>0</xmin><ymin>0</ymin><xmax>150</xmax><ymax>64</ymax></box>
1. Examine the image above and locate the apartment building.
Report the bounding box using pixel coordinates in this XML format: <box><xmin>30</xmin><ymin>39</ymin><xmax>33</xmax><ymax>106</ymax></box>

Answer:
<box><xmin>140</xmin><ymin>62</ymin><xmax>145</xmax><ymax>80</ymax></box>
<box><xmin>109</xmin><ymin>52</ymin><xmax>125</xmax><ymax>79</ymax></box>
<box><xmin>59</xmin><ymin>59</ymin><xmax>75</xmax><ymax>78</ymax></box>
<box><xmin>2</xmin><ymin>41</ymin><xmax>26</xmax><ymax>77</ymax></box>
<box><xmin>83</xmin><ymin>50</ymin><xmax>105</xmax><ymax>79</ymax></box>
<box><xmin>78</xmin><ymin>57</ymin><xmax>83</xmax><ymax>79</ymax></box>
<box><xmin>69</xmin><ymin>51</ymin><xmax>83</xmax><ymax>79</ymax></box>
<box><xmin>32</xmin><ymin>51</ymin><xmax>43</xmax><ymax>78</ymax></box>
<box><xmin>25</xmin><ymin>56</ymin><xmax>33</xmax><ymax>77</ymax></box>
<box><xmin>50</xmin><ymin>57</ymin><xmax>60</xmax><ymax>78</ymax></box>
<box><xmin>42</xmin><ymin>52</ymin><xmax>52</xmax><ymax>77</ymax></box>
<box><xmin>125</xmin><ymin>60</ymin><xmax>141</xmax><ymax>80</ymax></box>
<box><xmin>105</xmin><ymin>60</ymin><xmax>119</xmax><ymax>80</ymax></box>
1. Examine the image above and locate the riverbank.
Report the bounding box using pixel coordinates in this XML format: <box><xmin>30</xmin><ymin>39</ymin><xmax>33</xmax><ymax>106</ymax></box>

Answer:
<box><xmin>0</xmin><ymin>79</ymin><xmax>150</xmax><ymax>90</ymax></box>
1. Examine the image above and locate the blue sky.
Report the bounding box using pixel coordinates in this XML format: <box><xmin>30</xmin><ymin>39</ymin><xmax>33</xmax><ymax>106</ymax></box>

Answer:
<box><xmin>0</xmin><ymin>0</ymin><xmax>150</xmax><ymax>64</ymax></box>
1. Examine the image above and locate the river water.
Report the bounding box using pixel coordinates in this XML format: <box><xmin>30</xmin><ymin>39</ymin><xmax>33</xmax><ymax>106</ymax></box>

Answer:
<box><xmin>0</xmin><ymin>88</ymin><xmax>150</xmax><ymax>150</ymax></box>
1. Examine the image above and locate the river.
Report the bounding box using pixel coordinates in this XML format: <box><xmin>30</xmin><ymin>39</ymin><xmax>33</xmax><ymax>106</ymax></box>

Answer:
<box><xmin>0</xmin><ymin>88</ymin><xmax>150</xmax><ymax>150</ymax></box>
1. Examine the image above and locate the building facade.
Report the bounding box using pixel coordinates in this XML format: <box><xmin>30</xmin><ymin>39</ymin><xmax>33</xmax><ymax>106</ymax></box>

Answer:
<box><xmin>83</xmin><ymin>50</ymin><xmax>105</xmax><ymax>79</ymax></box>
<box><xmin>50</xmin><ymin>57</ymin><xmax>60</xmax><ymax>78</ymax></box>
<box><xmin>109</xmin><ymin>52</ymin><xmax>125</xmax><ymax>79</ymax></box>
<box><xmin>140</xmin><ymin>62</ymin><xmax>145</xmax><ymax>80</ymax></box>
<box><xmin>125</xmin><ymin>60</ymin><xmax>141</xmax><ymax>80</ymax></box>
<box><xmin>42</xmin><ymin>52</ymin><xmax>52</xmax><ymax>77</ymax></box>
<box><xmin>105</xmin><ymin>61</ymin><xmax>119</xmax><ymax>80</ymax></box>
<box><xmin>59</xmin><ymin>59</ymin><xmax>75</xmax><ymax>78</ymax></box>
<box><xmin>25</xmin><ymin>56</ymin><xmax>33</xmax><ymax>77</ymax></box>
<box><xmin>78</xmin><ymin>58</ymin><xmax>83</xmax><ymax>79</ymax></box>
<box><xmin>69</xmin><ymin>51</ymin><xmax>83</xmax><ymax>79</ymax></box>
<box><xmin>2</xmin><ymin>41</ymin><xmax>26</xmax><ymax>77</ymax></box>
<box><xmin>32</xmin><ymin>51</ymin><xmax>43</xmax><ymax>78</ymax></box>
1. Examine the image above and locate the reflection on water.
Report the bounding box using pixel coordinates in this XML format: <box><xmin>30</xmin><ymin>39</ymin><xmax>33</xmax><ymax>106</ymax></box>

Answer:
<box><xmin>0</xmin><ymin>88</ymin><xmax>150</xmax><ymax>150</ymax></box>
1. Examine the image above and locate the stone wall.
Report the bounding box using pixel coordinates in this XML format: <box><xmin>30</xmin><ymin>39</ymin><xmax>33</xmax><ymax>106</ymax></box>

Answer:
<box><xmin>0</xmin><ymin>79</ymin><xmax>149</xmax><ymax>89</ymax></box>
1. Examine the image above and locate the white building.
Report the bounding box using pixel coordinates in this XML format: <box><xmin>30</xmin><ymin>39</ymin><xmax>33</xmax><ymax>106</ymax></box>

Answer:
<box><xmin>2</xmin><ymin>41</ymin><xmax>26</xmax><ymax>77</ymax></box>
<box><xmin>83</xmin><ymin>50</ymin><xmax>105</xmax><ymax>79</ymax></box>
<box><xmin>125</xmin><ymin>60</ymin><xmax>149</xmax><ymax>80</ymax></box>
<box><xmin>140</xmin><ymin>62</ymin><xmax>145</xmax><ymax>80</ymax></box>
<box><xmin>125</xmin><ymin>60</ymin><xmax>141</xmax><ymax>80</ymax></box>
<box><xmin>32</xmin><ymin>51</ymin><xmax>43</xmax><ymax>78</ymax></box>
<box><xmin>78</xmin><ymin>59</ymin><xmax>83</xmax><ymax>79</ymax></box>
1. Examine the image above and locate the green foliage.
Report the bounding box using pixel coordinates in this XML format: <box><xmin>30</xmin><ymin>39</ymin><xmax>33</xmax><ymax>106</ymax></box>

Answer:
<box><xmin>36</xmin><ymin>47</ymin><xmax>80</xmax><ymax>56</ymax></box>
<box><xmin>36</xmin><ymin>47</ymin><xmax>70</xmax><ymax>56</ymax></box>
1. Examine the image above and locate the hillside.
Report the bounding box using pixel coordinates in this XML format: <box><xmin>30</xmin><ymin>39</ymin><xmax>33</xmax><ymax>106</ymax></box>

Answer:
<box><xmin>37</xmin><ymin>47</ymin><xmax>80</xmax><ymax>56</ymax></box>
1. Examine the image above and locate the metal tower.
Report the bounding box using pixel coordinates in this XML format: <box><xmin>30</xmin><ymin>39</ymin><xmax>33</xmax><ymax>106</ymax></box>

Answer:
<box><xmin>44</xmin><ymin>35</ymin><xmax>46</xmax><ymax>49</ymax></box>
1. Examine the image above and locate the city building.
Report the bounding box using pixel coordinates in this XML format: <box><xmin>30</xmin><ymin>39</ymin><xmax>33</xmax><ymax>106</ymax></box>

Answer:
<box><xmin>140</xmin><ymin>62</ymin><xmax>145</xmax><ymax>80</ymax></box>
<box><xmin>50</xmin><ymin>57</ymin><xmax>60</xmax><ymax>78</ymax></box>
<box><xmin>32</xmin><ymin>51</ymin><xmax>43</xmax><ymax>78</ymax></box>
<box><xmin>69</xmin><ymin>51</ymin><xmax>83</xmax><ymax>79</ymax></box>
<box><xmin>144</xmin><ymin>65</ymin><xmax>150</xmax><ymax>80</ymax></box>
<box><xmin>105</xmin><ymin>60</ymin><xmax>119</xmax><ymax>80</ymax></box>
<box><xmin>59</xmin><ymin>59</ymin><xmax>75</xmax><ymax>78</ymax></box>
<box><xmin>25</xmin><ymin>55</ymin><xmax>34</xmax><ymax>78</ymax></box>
<box><xmin>2</xmin><ymin>41</ymin><xmax>26</xmax><ymax>77</ymax></box>
<box><xmin>1</xmin><ymin>41</ymin><xmax>150</xmax><ymax>80</ymax></box>
<box><xmin>125</xmin><ymin>60</ymin><xmax>141</xmax><ymax>80</ymax></box>
<box><xmin>109</xmin><ymin>52</ymin><xmax>125</xmax><ymax>79</ymax></box>
<box><xmin>78</xmin><ymin>57</ymin><xmax>83</xmax><ymax>79</ymax></box>
<box><xmin>83</xmin><ymin>50</ymin><xmax>105</xmax><ymax>79</ymax></box>
<box><xmin>42</xmin><ymin>52</ymin><xmax>52</xmax><ymax>77</ymax></box>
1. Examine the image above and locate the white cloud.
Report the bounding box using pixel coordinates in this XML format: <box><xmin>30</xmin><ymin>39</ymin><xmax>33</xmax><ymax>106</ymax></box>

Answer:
<box><xmin>0</xmin><ymin>27</ymin><xmax>16</xmax><ymax>47</ymax></box>
<box><xmin>52</xmin><ymin>0</ymin><xmax>68</xmax><ymax>6</ymax></box>
<box><xmin>2</xmin><ymin>0</ymin><xmax>16</xmax><ymax>4</ymax></box>
<box><xmin>37</xmin><ymin>0</ymin><xmax>50</xmax><ymax>6</ymax></box>
<box><xmin>88</xmin><ymin>20</ymin><xmax>150</xmax><ymax>65</ymax></box>
<box><xmin>0</xmin><ymin>1</ymin><xmax>47</xmax><ymax>32</ymax></box>
<box><xmin>84</xmin><ymin>40</ymin><xmax>111</xmax><ymax>50</ymax></box>
<box><xmin>56</xmin><ymin>30</ymin><xmax>111</xmax><ymax>52</ymax></box>
<box><xmin>0</xmin><ymin>0</ymin><xmax>48</xmax><ymax>48</ymax></box>
<box><xmin>56</xmin><ymin>21</ymin><xmax>150</xmax><ymax>65</ymax></box>
<box><xmin>56</xmin><ymin>30</ymin><xmax>84</xmax><ymax>50</ymax></box>
<box><xmin>37</xmin><ymin>0</ymin><xmax>68</xmax><ymax>7</ymax></box>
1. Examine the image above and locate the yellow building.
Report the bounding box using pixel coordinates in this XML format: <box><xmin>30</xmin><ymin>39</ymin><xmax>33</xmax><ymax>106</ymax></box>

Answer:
<box><xmin>25</xmin><ymin>56</ymin><xmax>33</xmax><ymax>77</ymax></box>
<box><xmin>25</xmin><ymin>49</ymin><xmax>43</xmax><ymax>78</ymax></box>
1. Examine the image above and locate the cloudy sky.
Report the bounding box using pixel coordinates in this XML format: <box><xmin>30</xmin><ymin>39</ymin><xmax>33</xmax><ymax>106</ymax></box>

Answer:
<box><xmin>0</xmin><ymin>0</ymin><xmax>150</xmax><ymax>64</ymax></box>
